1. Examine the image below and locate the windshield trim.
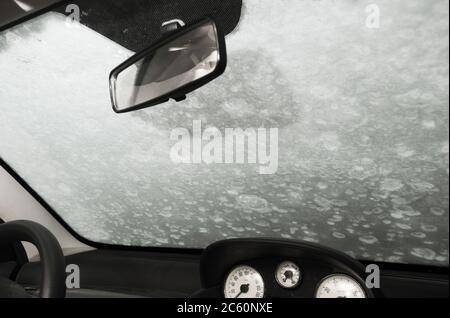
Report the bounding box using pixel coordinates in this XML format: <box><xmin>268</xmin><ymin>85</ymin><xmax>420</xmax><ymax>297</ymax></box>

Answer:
<box><xmin>1</xmin><ymin>156</ymin><xmax>449</xmax><ymax>273</ymax></box>
<box><xmin>0</xmin><ymin>0</ymin><xmax>68</xmax><ymax>32</ymax></box>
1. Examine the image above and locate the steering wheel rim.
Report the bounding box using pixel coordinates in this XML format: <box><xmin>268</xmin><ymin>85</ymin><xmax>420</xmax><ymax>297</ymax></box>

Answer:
<box><xmin>0</xmin><ymin>220</ymin><xmax>66</xmax><ymax>298</ymax></box>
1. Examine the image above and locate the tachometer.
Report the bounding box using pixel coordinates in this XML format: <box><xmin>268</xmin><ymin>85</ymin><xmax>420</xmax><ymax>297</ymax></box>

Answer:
<box><xmin>224</xmin><ymin>265</ymin><xmax>264</xmax><ymax>298</ymax></box>
<box><xmin>315</xmin><ymin>274</ymin><xmax>366</xmax><ymax>298</ymax></box>
<box><xmin>275</xmin><ymin>261</ymin><xmax>302</xmax><ymax>289</ymax></box>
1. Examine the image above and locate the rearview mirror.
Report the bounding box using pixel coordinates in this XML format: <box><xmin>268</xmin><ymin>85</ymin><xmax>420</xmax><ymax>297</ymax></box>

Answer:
<box><xmin>109</xmin><ymin>17</ymin><xmax>227</xmax><ymax>113</ymax></box>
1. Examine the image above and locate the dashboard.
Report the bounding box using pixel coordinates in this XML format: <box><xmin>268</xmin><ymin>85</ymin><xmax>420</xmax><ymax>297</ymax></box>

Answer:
<box><xmin>7</xmin><ymin>238</ymin><xmax>448</xmax><ymax>298</ymax></box>
<box><xmin>193</xmin><ymin>238</ymin><xmax>382</xmax><ymax>298</ymax></box>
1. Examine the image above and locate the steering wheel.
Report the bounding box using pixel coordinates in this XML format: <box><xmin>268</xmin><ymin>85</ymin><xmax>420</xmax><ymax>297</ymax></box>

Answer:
<box><xmin>0</xmin><ymin>220</ymin><xmax>66</xmax><ymax>298</ymax></box>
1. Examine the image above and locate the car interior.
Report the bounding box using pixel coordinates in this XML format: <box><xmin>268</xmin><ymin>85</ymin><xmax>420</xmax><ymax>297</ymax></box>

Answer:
<box><xmin>0</xmin><ymin>215</ymin><xmax>448</xmax><ymax>298</ymax></box>
<box><xmin>0</xmin><ymin>0</ymin><xmax>449</xmax><ymax>299</ymax></box>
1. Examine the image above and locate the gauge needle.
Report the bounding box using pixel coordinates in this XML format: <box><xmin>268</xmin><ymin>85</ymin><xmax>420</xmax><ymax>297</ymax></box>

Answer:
<box><xmin>283</xmin><ymin>270</ymin><xmax>293</xmax><ymax>282</ymax></box>
<box><xmin>235</xmin><ymin>284</ymin><xmax>250</xmax><ymax>298</ymax></box>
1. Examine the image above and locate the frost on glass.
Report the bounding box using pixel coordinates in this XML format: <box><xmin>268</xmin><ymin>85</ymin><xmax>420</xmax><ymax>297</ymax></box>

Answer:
<box><xmin>0</xmin><ymin>0</ymin><xmax>448</xmax><ymax>266</ymax></box>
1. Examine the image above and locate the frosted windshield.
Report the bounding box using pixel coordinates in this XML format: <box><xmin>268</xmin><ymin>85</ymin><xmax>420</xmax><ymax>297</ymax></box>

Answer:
<box><xmin>0</xmin><ymin>0</ymin><xmax>448</xmax><ymax>266</ymax></box>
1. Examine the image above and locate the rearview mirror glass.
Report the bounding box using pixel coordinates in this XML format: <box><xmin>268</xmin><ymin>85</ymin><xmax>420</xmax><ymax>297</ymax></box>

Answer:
<box><xmin>109</xmin><ymin>18</ymin><xmax>227</xmax><ymax>113</ymax></box>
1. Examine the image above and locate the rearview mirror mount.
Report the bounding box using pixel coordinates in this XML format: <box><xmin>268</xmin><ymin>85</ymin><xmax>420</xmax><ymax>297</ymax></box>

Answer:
<box><xmin>109</xmin><ymin>17</ymin><xmax>227</xmax><ymax>113</ymax></box>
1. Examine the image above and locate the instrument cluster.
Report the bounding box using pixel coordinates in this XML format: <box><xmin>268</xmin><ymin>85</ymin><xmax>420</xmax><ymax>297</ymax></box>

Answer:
<box><xmin>196</xmin><ymin>238</ymin><xmax>379</xmax><ymax>298</ymax></box>
<box><xmin>223</xmin><ymin>262</ymin><xmax>366</xmax><ymax>298</ymax></box>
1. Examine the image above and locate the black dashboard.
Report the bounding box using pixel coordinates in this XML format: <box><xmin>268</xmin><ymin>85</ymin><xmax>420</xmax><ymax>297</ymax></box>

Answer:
<box><xmin>5</xmin><ymin>238</ymin><xmax>449</xmax><ymax>298</ymax></box>
<box><xmin>193</xmin><ymin>238</ymin><xmax>381</xmax><ymax>298</ymax></box>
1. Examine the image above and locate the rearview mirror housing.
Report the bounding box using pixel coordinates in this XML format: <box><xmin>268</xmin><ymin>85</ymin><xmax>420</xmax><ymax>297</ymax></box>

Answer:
<box><xmin>109</xmin><ymin>17</ymin><xmax>227</xmax><ymax>113</ymax></box>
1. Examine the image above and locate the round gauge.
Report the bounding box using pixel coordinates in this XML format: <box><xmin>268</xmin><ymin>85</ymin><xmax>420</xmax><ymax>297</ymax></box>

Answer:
<box><xmin>275</xmin><ymin>261</ymin><xmax>302</xmax><ymax>289</ymax></box>
<box><xmin>315</xmin><ymin>274</ymin><xmax>366</xmax><ymax>298</ymax></box>
<box><xmin>224</xmin><ymin>265</ymin><xmax>264</xmax><ymax>298</ymax></box>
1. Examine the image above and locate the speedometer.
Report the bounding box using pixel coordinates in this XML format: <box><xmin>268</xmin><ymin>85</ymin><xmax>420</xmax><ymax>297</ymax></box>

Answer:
<box><xmin>224</xmin><ymin>265</ymin><xmax>264</xmax><ymax>298</ymax></box>
<box><xmin>315</xmin><ymin>274</ymin><xmax>366</xmax><ymax>298</ymax></box>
